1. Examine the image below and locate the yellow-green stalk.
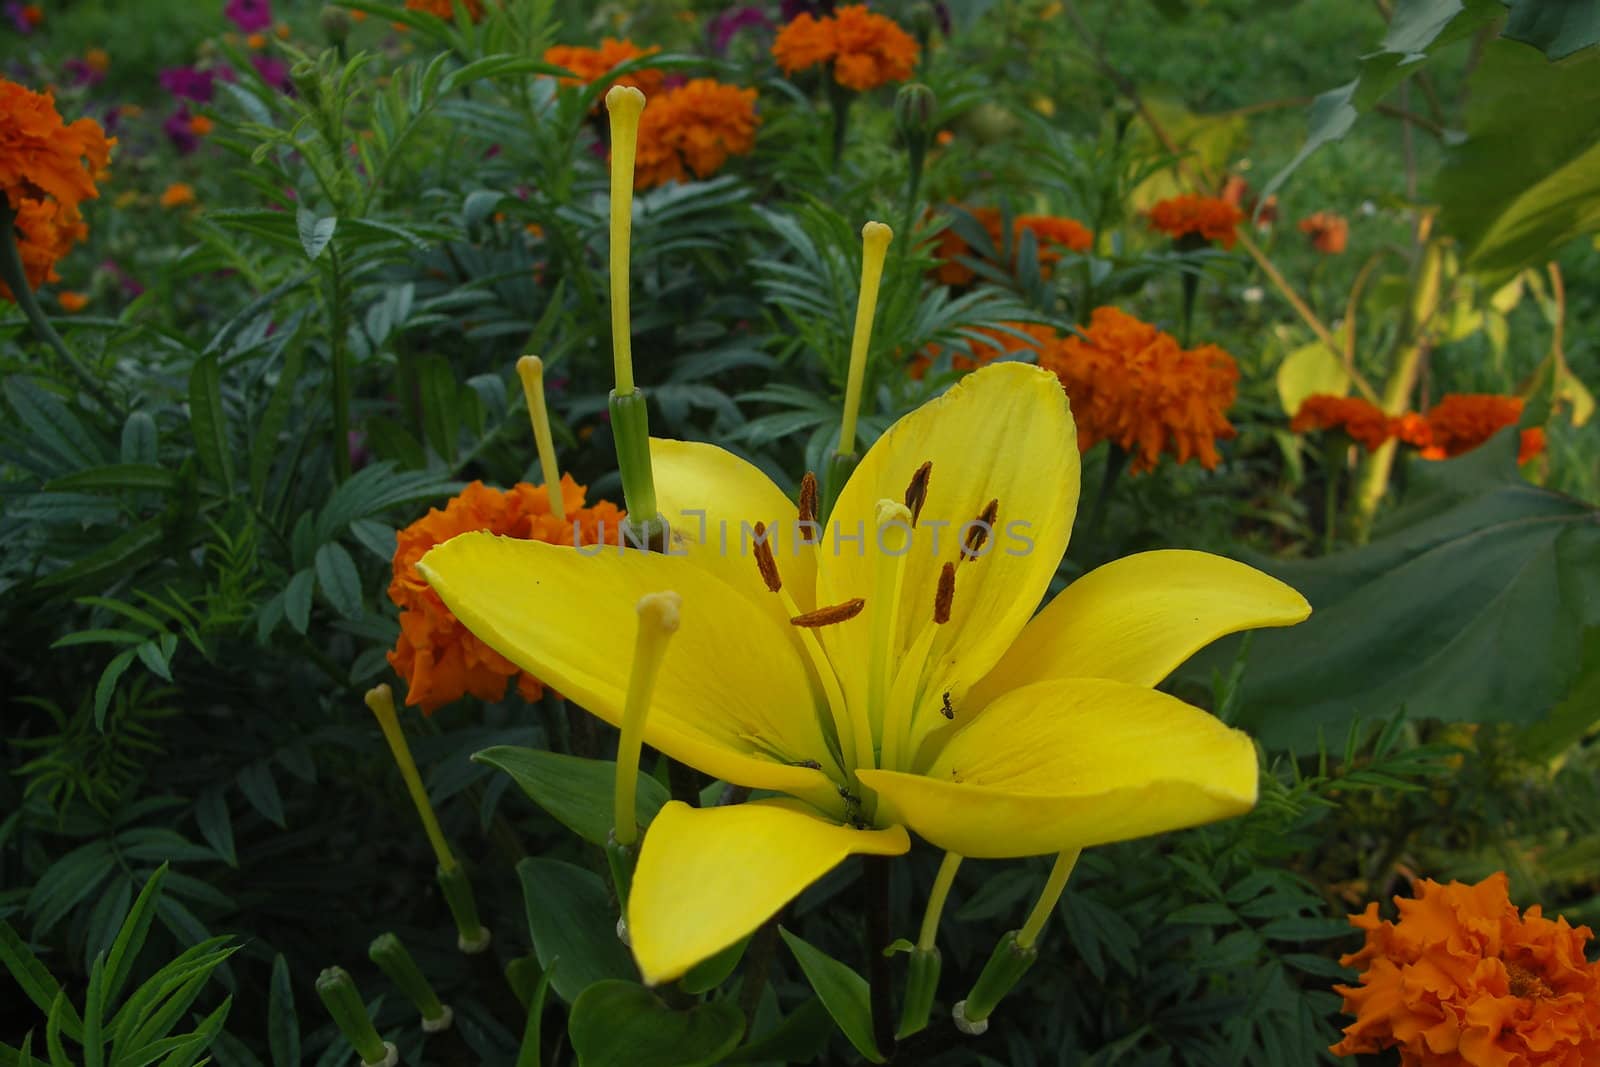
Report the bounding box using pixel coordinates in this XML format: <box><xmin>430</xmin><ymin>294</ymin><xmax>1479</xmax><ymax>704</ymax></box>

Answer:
<box><xmin>900</xmin><ymin>851</ymin><xmax>962</xmax><ymax>1036</ymax></box>
<box><xmin>515</xmin><ymin>355</ymin><xmax>565</xmax><ymax>523</ymax></box>
<box><xmin>316</xmin><ymin>966</ymin><xmax>396</xmax><ymax>1066</ymax></box>
<box><xmin>366</xmin><ymin>684</ymin><xmax>488</xmax><ymax>952</ymax></box>
<box><xmin>603</xmin><ymin>86</ymin><xmax>666</xmax><ymax>548</ymax></box>
<box><xmin>823</xmin><ymin>222</ymin><xmax>894</xmax><ymax>520</ymax></box>
<box><xmin>954</xmin><ymin>849</ymin><xmax>1080</xmax><ymax>1034</ymax></box>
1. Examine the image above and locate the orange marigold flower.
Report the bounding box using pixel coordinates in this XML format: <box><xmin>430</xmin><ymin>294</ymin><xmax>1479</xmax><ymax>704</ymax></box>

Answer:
<box><xmin>1332</xmin><ymin>872</ymin><xmax>1600</xmax><ymax>1066</ymax></box>
<box><xmin>909</xmin><ymin>321</ymin><xmax>1058</xmax><ymax>380</ymax></box>
<box><xmin>21</xmin><ymin>4</ymin><xmax>42</xmax><ymax>27</ymax></box>
<box><xmin>1518</xmin><ymin>427</ymin><xmax>1546</xmax><ymax>464</ymax></box>
<box><xmin>388</xmin><ymin>476</ymin><xmax>625</xmax><ymax>713</ymax></box>
<box><xmin>633</xmin><ymin>78</ymin><xmax>760</xmax><ymax>191</ymax></box>
<box><xmin>84</xmin><ymin>49</ymin><xmax>111</xmax><ymax>75</ymax></box>
<box><xmin>1015</xmin><ymin>213</ymin><xmax>1093</xmax><ymax>275</ymax></box>
<box><xmin>1418</xmin><ymin>394</ymin><xmax>1536</xmax><ymax>461</ymax></box>
<box><xmin>1147</xmin><ymin>193</ymin><xmax>1244</xmax><ymax>248</ymax></box>
<box><xmin>405</xmin><ymin>0</ymin><xmax>485</xmax><ymax>20</ymax></box>
<box><xmin>931</xmin><ymin>205</ymin><xmax>1004</xmax><ymax>287</ymax></box>
<box><xmin>1</xmin><ymin>78</ymin><xmax>113</xmax><ymax>301</ymax></box>
<box><xmin>57</xmin><ymin>290</ymin><xmax>89</xmax><ymax>313</ymax></box>
<box><xmin>160</xmin><ymin>182</ymin><xmax>196</xmax><ymax>209</ymax></box>
<box><xmin>1291</xmin><ymin>394</ymin><xmax>1392</xmax><ymax>451</ymax></box>
<box><xmin>772</xmin><ymin>5</ymin><xmax>917</xmax><ymax>91</ymax></box>
<box><xmin>1299</xmin><ymin>211</ymin><xmax>1349</xmax><ymax>255</ymax></box>
<box><xmin>1037</xmin><ymin>306</ymin><xmax>1238</xmax><ymax>473</ymax></box>
<box><xmin>543</xmin><ymin>37</ymin><xmax>663</xmax><ymax>97</ymax></box>
<box><xmin>188</xmin><ymin>114</ymin><xmax>215</xmax><ymax>137</ymax></box>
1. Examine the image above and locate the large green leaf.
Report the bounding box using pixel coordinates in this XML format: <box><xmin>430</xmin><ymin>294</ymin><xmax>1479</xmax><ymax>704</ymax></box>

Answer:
<box><xmin>516</xmin><ymin>859</ymin><xmax>635</xmax><ymax>1004</ymax></box>
<box><xmin>475</xmin><ymin>747</ymin><xmax>670</xmax><ymax>847</ymax></box>
<box><xmin>1435</xmin><ymin>42</ymin><xmax>1600</xmax><ymax>274</ymax></box>
<box><xmin>1183</xmin><ymin>431</ymin><xmax>1600</xmax><ymax>749</ymax></box>
<box><xmin>1262</xmin><ymin>0</ymin><xmax>1501</xmax><ymax>198</ymax></box>
<box><xmin>1502</xmin><ymin>0</ymin><xmax>1600</xmax><ymax>59</ymax></box>
<box><xmin>567</xmin><ymin>980</ymin><xmax>743</xmax><ymax>1067</ymax></box>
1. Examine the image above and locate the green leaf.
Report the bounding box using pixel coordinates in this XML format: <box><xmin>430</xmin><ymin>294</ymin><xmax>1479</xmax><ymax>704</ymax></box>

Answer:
<box><xmin>1275</xmin><ymin>341</ymin><xmax>1350</xmax><ymax>417</ymax></box>
<box><xmin>778</xmin><ymin>928</ymin><xmax>884</xmax><ymax>1064</ymax></box>
<box><xmin>678</xmin><ymin>935</ymin><xmax>749</xmax><ymax>996</ymax></box>
<box><xmin>284</xmin><ymin>569</ymin><xmax>315</xmax><ymax>635</ymax></box>
<box><xmin>516</xmin><ymin>858</ymin><xmax>635</xmax><ymax>1003</ymax></box>
<box><xmin>1260</xmin><ymin>82</ymin><xmax>1357</xmax><ymax>202</ymax></box>
<box><xmin>120</xmin><ymin>412</ymin><xmax>158</xmax><ymax>465</ymax></box>
<box><xmin>104</xmin><ymin>865</ymin><xmax>169</xmax><ymax>1007</ymax></box>
<box><xmin>296</xmin><ymin>209</ymin><xmax>337</xmax><ymax>262</ymax></box>
<box><xmin>417</xmin><ymin>356</ymin><xmax>460</xmax><ymax>463</ymax></box>
<box><xmin>2</xmin><ymin>376</ymin><xmax>109</xmax><ymax>471</ymax></box>
<box><xmin>268</xmin><ymin>955</ymin><xmax>299</xmax><ymax>1067</ymax></box>
<box><xmin>722</xmin><ymin>997</ymin><xmax>832</xmax><ymax>1064</ymax></box>
<box><xmin>1516</xmin><ymin>627</ymin><xmax>1600</xmax><ymax>760</ymax></box>
<box><xmin>94</xmin><ymin>649</ymin><xmax>137</xmax><ymax>728</ymax></box>
<box><xmin>1502</xmin><ymin>0</ymin><xmax>1600</xmax><ymax>59</ymax></box>
<box><xmin>313</xmin><ymin>543</ymin><xmax>363</xmax><ymax>620</ymax></box>
<box><xmin>1187</xmin><ymin>431</ymin><xmax>1600</xmax><ymax>748</ymax></box>
<box><xmin>1436</xmin><ymin>42</ymin><xmax>1600</xmax><ymax>275</ymax></box>
<box><xmin>45</xmin><ymin>464</ymin><xmax>179</xmax><ymax>494</ymax></box>
<box><xmin>0</xmin><ymin>922</ymin><xmax>85</xmax><ymax>1041</ymax></box>
<box><xmin>195</xmin><ymin>788</ymin><xmax>238</xmax><ymax>868</ymax></box>
<box><xmin>251</xmin><ymin>340</ymin><xmax>305</xmax><ymax>504</ymax></box>
<box><xmin>567</xmin><ymin>980</ymin><xmax>743</xmax><ymax>1067</ymax></box>
<box><xmin>188</xmin><ymin>355</ymin><xmax>233</xmax><ymax>495</ymax></box>
<box><xmin>475</xmin><ymin>747</ymin><xmax>670</xmax><ymax>847</ymax></box>
<box><xmin>237</xmin><ymin>762</ymin><xmax>287</xmax><ymax>828</ymax></box>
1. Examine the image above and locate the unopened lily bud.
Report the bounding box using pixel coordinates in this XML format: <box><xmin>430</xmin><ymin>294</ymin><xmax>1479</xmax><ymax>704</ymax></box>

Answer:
<box><xmin>316</xmin><ymin>966</ymin><xmax>393</xmax><ymax>1066</ymax></box>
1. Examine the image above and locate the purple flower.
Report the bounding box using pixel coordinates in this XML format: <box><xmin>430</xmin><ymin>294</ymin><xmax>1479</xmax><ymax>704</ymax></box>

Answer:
<box><xmin>164</xmin><ymin>108</ymin><xmax>200</xmax><ymax>155</ymax></box>
<box><xmin>251</xmin><ymin>54</ymin><xmax>292</xmax><ymax>92</ymax></box>
<box><xmin>64</xmin><ymin>57</ymin><xmax>105</xmax><ymax>88</ymax></box>
<box><xmin>224</xmin><ymin>0</ymin><xmax>272</xmax><ymax>33</ymax></box>
<box><xmin>708</xmin><ymin>6</ymin><xmax>773</xmax><ymax>53</ymax></box>
<box><xmin>5</xmin><ymin>2</ymin><xmax>37</xmax><ymax>34</ymax></box>
<box><xmin>160</xmin><ymin>66</ymin><xmax>216</xmax><ymax>103</ymax></box>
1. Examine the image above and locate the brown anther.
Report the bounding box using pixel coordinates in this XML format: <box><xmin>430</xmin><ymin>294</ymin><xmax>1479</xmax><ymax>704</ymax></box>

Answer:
<box><xmin>961</xmin><ymin>498</ymin><xmax>999</xmax><ymax>561</ymax></box>
<box><xmin>903</xmin><ymin>460</ymin><xmax>932</xmax><ymax>525</ymax></box>
<box><xmin>790</xmin><ymin>598</ymin><xmax>866</xmax><ymax>628</ymax></box>
<box><xmin>933</xmin><ymin>562</ymin><xmax>955</xmax><ymax>624</ymax></box>
<box><xmin>752</xmin><ymin>521</ymin><xmax>782</xmax><ymax>593</ymax></box>
<box><xmin>940</xmin><ymin>692</ymin><xmax>955</xmax><ymax>719</ymax></box>
<box><xmin>798</xmin><ymin>471</ymin><xmax>819</xmax><ymax>541</ymax></box>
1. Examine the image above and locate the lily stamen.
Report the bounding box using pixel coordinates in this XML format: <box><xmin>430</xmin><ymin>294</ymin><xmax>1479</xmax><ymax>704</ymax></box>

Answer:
<box><xmin>934</xmin><ymin>561</ymin><xmax>955</xmax><ymax>624</ymax></box>
<box><xmin>904</xmin><ymin>460</ymin><xmax>932</xmax><ymax>525</ymax></box>
<box><xmin>790</xmin><ymin>598</ymin><xmax>867</xmax><ymax>627</ymax></box>
<box><xmin>962</xmin><ymin>498</ymin><xmax>999</xmax><ymax>561</ymax></box>
<box><xmin>752</xmin><ymin>521</ymin><xmax>782</xmax><ymax>592</ymax></box>
<box><xmin>613</xmin><ymin>591</ymin><xmax>683</xmax><ymax>850</ymax></box>
<box><xmin>798</xmin><ymin>471</ymin><xmax>820</xmax><ymax>536</ymax></box>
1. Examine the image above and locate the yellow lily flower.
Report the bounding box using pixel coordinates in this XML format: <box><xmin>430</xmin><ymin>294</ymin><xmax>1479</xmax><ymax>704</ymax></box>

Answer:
<box><xmin>418</xmin><ymin>359</ymin><xmax>1310</xmax><ymax>986</ymax></box>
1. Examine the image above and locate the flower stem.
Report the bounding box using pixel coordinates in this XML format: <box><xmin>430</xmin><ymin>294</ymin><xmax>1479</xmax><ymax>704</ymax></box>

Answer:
<box><xmin>863</xmin><ymin>855</ymin><xmax>896</xmax><ymax>1058</ymax></box>
<box><xmin>0</xmin><ymin>198</ymin><xmax>115</xmax><ymax>410</ymax></box>
<box><xmin>918</xmin><ymin>852</ymin><xmax>963</xmax><ymax>951</ymax></box>
<box><xmin>1083</xmin><ymin>443</ymin><xmax>1128</xmax><ymax>554</ymax></box>
<box><xmin>1016</xmin><ymin>848</ymin><xmax>1080</xmax><ymax>950</ymax></box>
<box><xmin>828</xmin><ymin>81</ymin><xmax>853</xmax><ymax>170</ymax></box>
<box><xmin>1321</xmin><ymin>440</ymin><xmax>1342</xmax><ymax>555</ymax></box>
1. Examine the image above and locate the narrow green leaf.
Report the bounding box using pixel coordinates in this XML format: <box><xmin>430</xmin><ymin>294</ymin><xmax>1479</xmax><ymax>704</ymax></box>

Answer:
<box><xmin>46</xmin><ymin>464</ymin><xmax>179</xmax><ymax>494</ymax></box>
<box><xmin>95</xmin><ymin>648</ymin><xmax>138</xmax><ymax>729</ymax></box>
<box><xmin>778</xmin><ymin>928</ymin><xmax>884</xmax><ymax>1063</ymax></box>
<box><xmin>194</xmin><ymin>789</ymin><xmax>238</xmax><ymax>868</ymax></box>
<box><xmin>82</xmin><ymin>955</ymin><xmax>106</xmax><ymax>1067</ymax></box>
<box><xmin>268</xmin><ymin>955</ymin><xmax>299</xmax><ymax>1067</ymax></box>
<box><xmin>283</xmin><ymin>569</ymin><xmax>315</xmax><ymax>635</ymax></box>
<box><xmin>121</xmin><ymin>411</ymin><xmax>158</xmax><ymax>465</ymax></box>
<box><xmin>105</xmin><ymin>864</ymin><xmax>170</xmax><ymax>1007</ymax></box>
<box><xmin>514</xmin><ymin>965</ymin><xmax>553</xmax><ymax>1067</ymax></box>
<box><xmin>0</xmin><ymin>922</ymin><xmax>85</xmax><ymax>1041</ymax></box>
<box><xmin>237</xmin><ymin>762</ymin><xmax>286</xmax><ymax>828</ymax></box>
<box><xmin>188</xmin><ymin>355</ymin><xmax>233</xmax><ymax>495</ymax></box>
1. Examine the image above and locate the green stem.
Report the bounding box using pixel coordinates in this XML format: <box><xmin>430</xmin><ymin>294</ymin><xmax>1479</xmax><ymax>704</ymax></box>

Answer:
<box><xmin>828</xmin><ymin>81</ymin><xmax>853</xmax><ymax>171</ymax></box>
<box><xmin>864</xmin><ymin>855</ymin><xmax>896</xmax><ymax>1058</ymax></box>
<box><xmin>1321</xmin><ymin>440</ymin><xmax>1341</xmax><ymax>555</ymax></box>
<box><xmin>1083</xmin><ymin>444</ymin><xmax>1128</xmax><ymax>554</ymax></box>
<box><xmin>328</xmin><ymin>247</ymin><xmax>352</xmax><ymax>483</ymax></box>
<box><xmin>0</xmin><ymin>199</ymin><xmax>116</xmax><ymax>410</ymax></box>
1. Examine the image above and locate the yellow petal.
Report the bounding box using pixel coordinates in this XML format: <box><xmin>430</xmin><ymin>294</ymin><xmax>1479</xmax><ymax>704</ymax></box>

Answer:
<box><xmin>859</xmin><ymin>678</ymin><xmax>1257</xmax><ymax>859</ymax></box>
<box><xmin>651</xmin><ymin>438</ymin><xmax>817</xmax><ymax>614</ymax></box>
<box><xmin>419</xmin><ymin>533</ymin><xmax>843</xmax><ymax>804</ymax></box>
<box><xmin>628</xmin><ymin>799</ymin><xmax>910</xmax><ymax>985</ymax></box>
<box><xmin>817</xmin><ymin>362</ymin><xmax>1079</xmax><ymax>762</ymax></box>
<box><xmin>966</xmin><ymin>550</ymin><xmax>1311</xmax><ymax>711</ymax></box>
